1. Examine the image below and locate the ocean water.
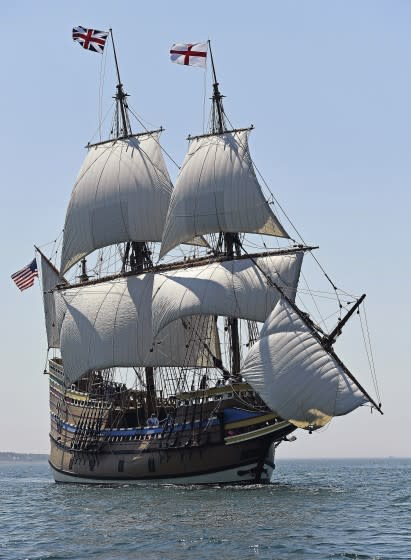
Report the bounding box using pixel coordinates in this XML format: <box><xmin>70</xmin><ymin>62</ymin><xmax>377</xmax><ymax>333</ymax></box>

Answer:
<box><xmin>0</xmin><ymin>458</ymin><xmax>409</xmax><ymax>560</ymax></box>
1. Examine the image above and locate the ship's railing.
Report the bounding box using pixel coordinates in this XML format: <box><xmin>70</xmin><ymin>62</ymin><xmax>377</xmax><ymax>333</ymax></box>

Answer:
<box><xmin>175</xmin><ymin>383</ymin><xmax>257</xmax><ymax>405</ymax></box>
<box><xmin>49</xmin><ymin>358</ymin><xmax>63</xmax><ymax>372</ymax></box>
<box><xmin>50</xmin><ymin>413</ymin><xmax>221</xmax><ymax>446</ymax></box>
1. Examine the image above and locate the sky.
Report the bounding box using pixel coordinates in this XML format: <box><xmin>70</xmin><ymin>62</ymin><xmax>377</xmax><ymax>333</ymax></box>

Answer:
<box><xmin>1</xmin><ymin>1</ymin><xmax>410</xmax><ymax>458</ymax></box>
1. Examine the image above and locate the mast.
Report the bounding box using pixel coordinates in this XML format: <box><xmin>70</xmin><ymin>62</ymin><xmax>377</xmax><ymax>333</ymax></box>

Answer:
<box><xmin>128</xmin><ymin>243</ymin><xmax>155</xmax><ymax>415</ymax></box>
<box><xmin>79</xmin><ymin>258</ymin><xmax>89</xmax><ymax>282</ymax></box>
<box><xmin>208</xmin><ymin>41</ymin><xmax>241</xmax><ymax>377</ymax></box>
<box><xmin>224</xmin><ymin>233</ymin><xmax>241</xmax><ymax>375</ymax></box>
<box><xmin>208</xmin><ymin>41</ymin><xmax>226</xmax><ymax>135</ymax></box>
<box><xmin>110</xmin><ymin>29</ymin><xmax>131</xmax><ymax>138</ymax></box>
<box><xmin>110</xmin><ymin>29</ymin><xmax>155</xmax><ymax>413</ymax></box>
<box><xmin>109</xmin><ymin>31</ymin><xmax>153</xmax><ymax>275</ymax></box>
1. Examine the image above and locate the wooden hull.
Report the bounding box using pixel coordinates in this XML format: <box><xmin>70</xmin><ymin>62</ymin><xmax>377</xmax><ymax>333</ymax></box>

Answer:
<box><xmin>48</xmin><ymin>359</ymin><xmax>295</xmax><ymax>484</ymax></box>
<box><xmin>49</xmin><ymin>422</ymin><xmax>294</xmax><ymax>484</ymax></box>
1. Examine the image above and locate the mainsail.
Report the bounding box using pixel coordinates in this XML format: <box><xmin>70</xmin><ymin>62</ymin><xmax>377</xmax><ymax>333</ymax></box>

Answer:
<box><xmin>152</xmin><ymin>251</ymin><xmax>304</xmax><ymax>337</ymax></box>
<box><xmin>239</xmin><ymin>297</ymin><xmax>367</xmax><ymax>429</ymax></box>
<box><xmin>160</xmin><ymin>130</ymin><xmax>289</xmax><ymax>258</ymax></box>
<box><xmin>55</xmin><ymin>275</ymin><xmax>221</xmax><ymax>384</ymax></box>
<box><xmin>61</xmin><ymin>132</ymin><xmax>173</xmax><ymax>275</ymax></box>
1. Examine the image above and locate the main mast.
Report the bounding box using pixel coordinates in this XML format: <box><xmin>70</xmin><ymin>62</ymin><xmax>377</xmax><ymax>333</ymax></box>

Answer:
<box><xmin>208</xmin><ymin>41</ymin><xmax>241</xmax><ymax>376</ymax></box>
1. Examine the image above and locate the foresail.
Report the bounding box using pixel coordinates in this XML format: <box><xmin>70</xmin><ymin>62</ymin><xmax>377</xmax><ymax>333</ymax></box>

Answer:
<box><xmin>38</xmin><ymin>251</ymin><xmax>65</xmax><ymax>349</ymax></box>
<box><xmin>152</xmin><ymin>252</ymin><xmax>303</xmax><ymax>337</ymax></box>
<box><xmin>160</xmin><ymin>130</ymin><xmax>289</xmax><ymax>258</ymax></box>
<box><xmin>240</xmin><ymin>298</ymin><xmax>367</xmax><ymax>429</ymax></box>
<box><xmin>56</xmin><ymin>275</ymin><xmax>221</xmax><ymax>384</ymax></box>
<box><xmin>61</xmin><ymin>132</ymin><xmax>173</xmax><ymax>275</ymax></box>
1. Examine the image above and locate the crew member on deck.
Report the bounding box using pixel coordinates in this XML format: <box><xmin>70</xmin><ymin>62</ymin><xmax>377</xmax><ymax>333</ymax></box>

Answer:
<box><xmin>147</xmin><ymin>413</ymin><xmax>159</xmax><ymax>427</ymax></box>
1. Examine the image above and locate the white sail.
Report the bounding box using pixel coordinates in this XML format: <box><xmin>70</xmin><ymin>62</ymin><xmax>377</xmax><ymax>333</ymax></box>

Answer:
<box><xmin>61</xmin><ymin>132</ymin><xmax>173</xmax><ymax>275</ymax></box>
<box><xmin>240</xmin><ymin>298</ymin><xmax>367</xmax><ymax>429</ymax></box>
<box><xmin>152</xmin><ymin>252</ymin><xmax>303</xmax><ymax>337</ymax></box>
<box><xmin>57</xmin><ymin>275</ymin><xmax>221</xmax><ymax>384</ymax></box>
<box><xmin>39</xmin><ymin>251</ymin><xmax>65</xmax><ymax>349</ymax></box>
<box><xmin>160</xmin><ymin>130</ymin><xmax>288</xmax><ymax>258</ymax></box>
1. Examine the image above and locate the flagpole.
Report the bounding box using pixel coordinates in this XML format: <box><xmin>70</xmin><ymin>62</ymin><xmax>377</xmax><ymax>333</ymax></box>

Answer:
<box><xmin>207</xmin><ymin>40</ymin><xmax>225</xmax><ymax>134</ymax></box>
<box><xmin>207</xmin><ymin>40</ymin><xmax>218</xmax><ymax>85</ymax></box>
<box><xmin>109</xmin><ymin>28</ymin><xmax>130</xmax><ymax>137</ymax></box>
<box><xmin>110</xmin><ymin>28</ymin><xmax>122</xmax><ymax>87</ymax></box>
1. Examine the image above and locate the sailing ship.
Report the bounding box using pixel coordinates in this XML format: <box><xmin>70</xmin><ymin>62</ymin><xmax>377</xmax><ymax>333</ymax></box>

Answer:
<box><xmin>38</xmin><ymin>33</ymin><xmax>382</xmax><ymax>484</ymax></box>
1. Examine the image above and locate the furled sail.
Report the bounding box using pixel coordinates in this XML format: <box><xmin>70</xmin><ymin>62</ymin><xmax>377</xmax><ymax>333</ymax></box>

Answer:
<box><xmin>56</xmin><ymin>274</ymin><xmax>221</xmax><ymax>384</ymax></box>
<box><xmin>152</xmin><ymin>252</ymin><xmax>303</xmax><ymax>337</ymax></box>
<box><xmin>239</xmin><ymin>297</ymin><xmax>367</xmax><ymax>429</ymax></box>
<box><xmin>61</xmin><ymin>132</ymin><xmax>173</xmax><ymax>275</ymax></box>
<box><xmin>160</xmin><ymin>130</ymin><xmax>289</xmax><ymax>258</ymax></box>
<box><xmin>38</xmin><ymin>250</ymin><xmax>66</xmax><ymax>349</ymax></box>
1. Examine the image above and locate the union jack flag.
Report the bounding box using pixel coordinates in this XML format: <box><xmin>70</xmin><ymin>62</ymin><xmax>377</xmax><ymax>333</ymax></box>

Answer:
<box><xmin>11</xmin><ymin>258</ymin><xmax>38</xmax><ymax>292</ymax></box>
<box><xmin>72</xmin><ymin>26</ymin><xmax>109</xmax><ymax>54</ymax></box>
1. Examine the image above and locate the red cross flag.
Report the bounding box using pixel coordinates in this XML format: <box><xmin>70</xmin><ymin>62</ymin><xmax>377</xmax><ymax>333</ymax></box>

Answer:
<box><xmin>170</xmin><ymin>43</ymin><xmax>208</xmax><ymax>68</ymax></box>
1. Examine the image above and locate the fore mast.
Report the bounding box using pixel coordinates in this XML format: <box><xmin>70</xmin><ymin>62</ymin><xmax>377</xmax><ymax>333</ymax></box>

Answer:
<box><xmin>107</xmin><ymin>30</ymin><xmax>156</xmax><ymax>417</ymax></box>
<box><xmin>110</xmin><ymin>29</ymin><xmax>153</xmax><ymax>275</ymax></box>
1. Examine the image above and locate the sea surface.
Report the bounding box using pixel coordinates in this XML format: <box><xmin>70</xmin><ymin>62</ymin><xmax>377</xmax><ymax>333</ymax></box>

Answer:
<box><xmin>0</xmin><ymin>458</ymin><xmax>409</xmax><ymax>560</ymax></box>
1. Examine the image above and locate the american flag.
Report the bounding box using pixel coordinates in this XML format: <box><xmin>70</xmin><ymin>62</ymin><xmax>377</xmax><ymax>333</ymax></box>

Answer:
<box><xmin>11</xmin><ymin>258</ymin><xmax>38</xmax><ymax>292</ymax></box>
<box><xmin>72</xmin><ymin>26</ymin><xmax>109</xmax><ymax>54</ymax></box>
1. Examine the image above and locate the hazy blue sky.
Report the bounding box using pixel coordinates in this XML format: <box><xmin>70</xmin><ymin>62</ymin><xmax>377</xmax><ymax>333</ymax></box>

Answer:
<box><xmin>1</xmin><ymin>1</ymin><xmax>409</xmax><ymax>458</ymax></box>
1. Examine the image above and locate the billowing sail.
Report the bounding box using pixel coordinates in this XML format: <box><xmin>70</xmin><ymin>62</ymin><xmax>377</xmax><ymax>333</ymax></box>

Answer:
<box><xmin>38</xmin><ymin>251</ymin><xmax>65</xmax><ymax>349</ymax></box>
<box><xmin>56</xmin><ymin>275</ymin><xmax>221</xmax><ymax>384</ymax></box>
<box><xmin>152</xmin><ymin>252</ymin><xmax>303</xmax><ymax>337</ymax></box>
<box><xmin>61</xmin><ymin>132</ymin><xmax>173</xmax><ymax>275</ymax></box>
<box><xmin>240</xmin><ymin>298</ymin><xmax>367</xmax><ymax>429</ymax></box>
<box><xmin>160</xmin><ymin>130</ymin><xmax>288</xmax><ymax>258</ymax></box>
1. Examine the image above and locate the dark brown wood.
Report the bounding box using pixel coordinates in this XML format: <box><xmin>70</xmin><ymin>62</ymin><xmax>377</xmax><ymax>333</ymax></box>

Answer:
<box><xmin>207</xmin><ymin>40</ymin><xmax>226</xmax><ymax>134</ymax></box>
<box><xmin>79</xmin><ymin>258</ymin><xmax>89</xmax><ymax>282</ymax></box>
<box><xmin>86</xmin><ymin>128</ymin><xmax>163</xmax><ymax>149</ymax></box>
<box><xmin>34</xmin><ymin>246</ymin><xmax>68</xmax><ymax>284</ymax></box>
<box><xmin>48</xmin><ymin>365</ymin><xmax>295</xmax><ymax>483</ymax></box>
<box><xmin>324</xmin><ymin>294</ymin><xmax>367</xmax><ymax>350</ymax></box>
<box><xmin>224</xmin><ymin>232</ymin><xmax>242</xmax><ymax>375</ymax></box>
<box><xmin>109</xmin><ymin>28</ymin><xmax>130</xmax><ymax>137</ymax></box>
<box><xmin>187</xmin><ymin>126</ymin><xmax>253</xmax><ymax>142</ymax></box>
<box><xmin>57</xmin><ymin>246</ymin><xmax>316</xmax><ymax>291</ymax></box>
<box><xmin>145</xmin><ymin>367</ymin><xmax>156</xmax><ymax>418</ymax></box>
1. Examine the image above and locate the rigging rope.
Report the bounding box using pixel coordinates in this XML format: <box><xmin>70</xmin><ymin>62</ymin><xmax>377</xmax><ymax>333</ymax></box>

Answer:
<box><xmin>298</xmin><ymin>270</ymin><xmax>329</xmax><ymax>333</ymax></box>
<box><xmin>223</xmin><ymin>112</ymin><xmax>350</xmax><ymax>312</ymax></box>
<box><xmin>203</xmin><ymin>52</ymin><xmax>208</xmax><ymax>134</ymax></box>
<box><xmin>98</xmin><ymin>46</ymin><xmax>108</xmax><ymax>142</ymax></box>
<box><xmin>358</xmin><ymin>305</ymin><xmax>381</xmax><ymax>405</ymax></box>
<box><xmin>126</xmin><ymin>104</ymin><xmax>181</xmax><ymax>170</ymax></box>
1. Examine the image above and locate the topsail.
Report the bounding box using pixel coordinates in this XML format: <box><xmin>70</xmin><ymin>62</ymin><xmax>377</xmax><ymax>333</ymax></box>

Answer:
<box><xmin>61</xmin><ymin>132</ymin><xmax>173</xmax><ymax>274</ymax></box>
<box><xmin>160</xmin><ymin>130</ymin><xmax>288</xmax><ymax>258</ymax></box>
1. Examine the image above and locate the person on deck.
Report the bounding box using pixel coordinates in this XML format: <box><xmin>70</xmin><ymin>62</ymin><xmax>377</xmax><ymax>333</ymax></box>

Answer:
<box><xmin>147</xmin><ymin>413</ymin><xmax>159</xmax><ymax>427</ymax></box>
